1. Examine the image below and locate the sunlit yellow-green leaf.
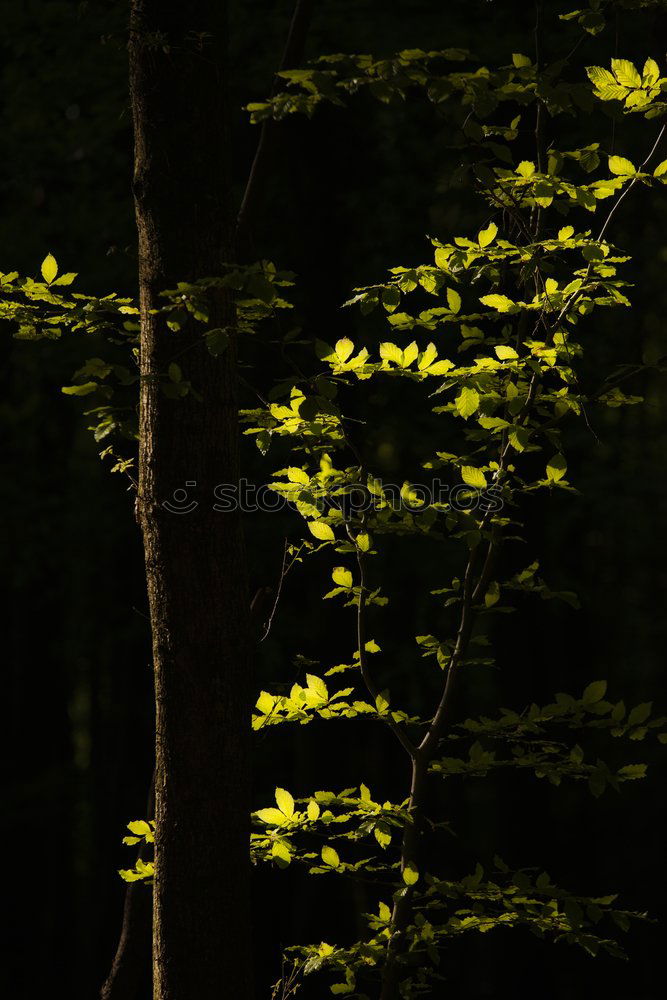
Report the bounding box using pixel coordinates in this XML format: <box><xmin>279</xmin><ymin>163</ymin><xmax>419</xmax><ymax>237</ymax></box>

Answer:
<box><xmin>480</xmin><ymin>293</ymin><xmax>515</xmax><ymax>313</ymax></box>
<box><xmin>41</xmin><ymin>253</ymin><xmax>58</xmax><ymax>283</ymax></box>
<box><xmin>608</xmin><ymin>155</ymin><xmax>636</xmax><ymax>176</ymax></box>
<box><xmin>380</xmin><ymin>342</ymin><xmax>403</xmax><ymax>364</ymax></box>
<box><xmin>335</xmin><ymin>337</ymin><xmax>354</xmax><ymax>362</ymax></box>
<box><xmin>434</xmin><ymin>247</ymin><xmax>451</xmax><ymax>270</ymax></box>
<box><xmin>127</xmin><ymin>820</ymin><xmax>152</xmax><ymax>837</ymax></box>
<box><xmin>332</xmin><ymin>566</ymin><xmax>353</xmax><ymax>588</ymax></box>
<box><xmin>611</xmin><ymin>58</ymin><xmax>641</xmax><ymax>89</ymax></box>
<box><xmin>256</xmin><ymin>807</ymin><xmax>288</xmax><ymax>825</ymax></box>
<box><xmin>546</xmin><ymin>453</ymin><xmax>567</xmax><ymax>482</ymax></box>
<box><xmin>455</xmin><ymin>386</ymin><xmax>480</xmax><ymax>419</ymax></box>
<box><xmin>62</xmin><ymin>382</ymin><xmax>98</xmax><ymax>396</ymax></box>
<box><xmin>356</xmin><ymin>532</ymin><xmax>371</xmax><ymax>552</ymax></box>
<box><xmin>275</xmin><ymin>787</ymin><xmax>295</xmax><ymax>817</ymax></box>
<box><xmin>478</xmin><ymin>222</ymin><xmax>498</xmax><ymax>248</ymax></box>
<box><xmin>271</xmin><ymin>841</ymin><xmax>292</xmax><ymax>865</ymax></box>
<box><xmin>495</xmin><ymin>345</ymin><xmax>518</xmax><ymax>360</ymax></box>
<box><xmin>643</xmin><ymin>57</ymin><xmax>660</xmax><ymax>87</ymax></box>
<box><xmin>308</xmin><ymin>520</ymin><xmax>334</xmax><ymax>541</ymax></box>
<box><xmin>447</xmin><ymin>287</ymin><xmax>462</xmax><ymax>313</ymax></box>
<box><xmin>460</xmin><ymin>465</ymin><xmax>487</xmax><ymax>488</ymax></box>
<box><xmin>403</xmin><ymin>862</ymin><xmax>419</xmax><ymax>885</ymax></box>
<box><xmin>516</xmin><ymin>161</ymin><xmax>535</xmax><ymax>178</ymax></box>
<box><xmin>321</xmin><ymin>845</ymin><xmax>340</xmax><ymax>867</ymax></box>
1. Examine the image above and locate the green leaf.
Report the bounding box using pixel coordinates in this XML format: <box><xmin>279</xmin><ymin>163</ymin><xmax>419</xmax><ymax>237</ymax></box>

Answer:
<box><xmin>460</xmin><ymin>465</ymin><xmax>487</xmax><ymax>488</ymax></box>
<box><xmin>321</xmin><ymin>845</ymin><xmax>340</xmax><ymax>868</ymax></box>
<box><xmin>306</xmin><ymin>674</ymin><xmax>329</xmax><ymax>699</ymax></box>
<box><xmin>356</xmin><ymin>532</ymin><xmax>371</xmax><ymax>551</ymax></box>
<box><xmin>586</xmin><ymin>66</ymin><xmax>617</xmax><ymax>90</ymax></box>
<box><xmin>611</xmin><ymin>58</ymin><xmax>641</xmax><ymax>89</ymax></box>
<box><xmin>653</xmin><ymin>159</ymin><xmax>667</xmax><ymax>178</ymax></box>
<box><xmin>418</xmin><ymin>342</ymin><xmax>438</xmax><ymax>370</ymax></box>
<box><xmin>494</xmin><ymin>345</ymin><xmax>518</xmax><ymax>360</ymax></box>
<box><xmin>206</xmin><ymin>328</ymin><xmax>230</xmax><ymax>356</ymax></box>
<box><xmin>478</xmin><ymin>415</ymin><xmax>509</xmax><ymax>431</ymax></box>
<box><xmin>275</xmin><ymin>787</ymin><xmax>295</xmax><ymax>817</ymax></box>
<box><xmin>447</xmin><ymin>287</ymin><xmax>462</xmax><ymax>313</ymax></box>
<box><xmin>608</xmin><ymin>155</ymin><xmax>636</xmax><ymax>176</ymax></box>
<box><xmin>583</xmin><ymin>680</ymin><xmax>607</xmax><ymax>704</ymax></box>
<box><xmin>516</xmin><ymin>160</ymin><xmax>535</xmax><ymax>178</ymax></box>
<box><xmin>335</xmin><ymin>337</ymin><xmax>354</xmax><ymax>362</ymax></box>
<box><xmin>256</xmin><ymin>807</ymin><xmax>288</xmax><ymax>825</ymax></box>
<box><xmin>308</xmin><ymin>521</ymin><xmax>335</xmax><ymax>541</ymax></box>
<box><xmin>512</xmin><ymin>53</ymin><xmax>532</xmax><ymax>68</ymax></box>
<box><xmin>455</xmin><ymin>386</ymin><xmax>480</xmax><ymax>419</ymax></box>
<box><xmin>40</xmin><ymin>253</ymin><xmax>58</xmax><ymax>283</ymax></box>
<box><xmin>508</xmin><ymin>427</ymin><xmax>529</xmax><ymax>452</ymax></box>
<box><xmin>546</xmin><ymin>453</ymin><xmax>567</xmax><ymax>482</ymax></box>
<box><xmin>307</xmin><ymin>799</ymin><xmax>321</xmax><ymax>821</ymax></box>
<box><xmin>271</xmin><ymin>841</ymin><xmax>292</xmax><ymax>865</ymax></box>
<box><xmin>61</xmin><ymin>382</ymin><xmax>98</xmax><ymax>396</ymax></box>
<box><xmin>480</xmin><ymin>293</ymin><xmax>516</xmax><ymax>313</ymax></box>
<box><xmin>618</xmin><ymin>764</ymin><xmax>648</xmax><ymax>782</ymax></box>
<box><xmin>402</xmin><ymin>862</ymin><xmax>419</xmax><ymax>886</ymax></box>
<box><xmin>168</xmin><ymin>362</ymin><xmax>182</xmax><ymax>383</ymax></box>
<box><xmin>382</xmin><ymin>285</ymin><xmax>401</xmax><ymax>312</ymax></box>
<box><xmin>287</xmin><ymin>467</ymin><xmax>309</xmax><ymax>484</ymax></box>
<box><xmin>127</xmin><ymin>820</ymin><xmax>152</xmax><ymax>836</ymax></box>
<box><xmin>434</xmin><ymin>247</ymin><xmax>451</xmax><ymax>270</ymax></box>
<box><xmin>478</xmin><ymin>222</ymin><xmax>498</xmax><ymax>248</ymax></box>
<box><xmin>54</xmin><ymin>272</ymin><xmax>77</xmax><ymax>286</ymax></box>
<box><xmin>374</xmin><ymin>689</ymin><xmax>390</xmax><ymax>714</ymax></box>
<box><xmin>628</xmin><ymin>702</ymin><xmax>652</xmax><ymax>725</ymax></box>
<box><xmin>643</xmin><ymin>57</ymin><xmax>660</xmax><ymax>87</ymax></box>
<box><xmin>380</xmin><ymin>342</ymin><xmax>403</xmax><ymax>364</ymax></box>
<box><xmin>484</xmin><ymin>581</ymin><xmax>500</xmax><ymax>608</ymax></box>
<box><xmin>332</xmin><ymin>566</ymin><xmax>353</xmax><ymax>588</ymax></box>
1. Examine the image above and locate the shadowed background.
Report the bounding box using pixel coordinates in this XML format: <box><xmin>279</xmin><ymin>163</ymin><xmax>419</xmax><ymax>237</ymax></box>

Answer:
<box><xmin>1</xmin><ymin>1</ymin><xmax>665</xmax><ymax>996</ymax></box>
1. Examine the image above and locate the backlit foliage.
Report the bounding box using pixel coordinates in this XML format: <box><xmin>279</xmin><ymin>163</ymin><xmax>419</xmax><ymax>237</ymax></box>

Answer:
<box><xmin>3</xmin><ymin>7</ymin><xmax>666</xmax><ymax>999</ymax></box>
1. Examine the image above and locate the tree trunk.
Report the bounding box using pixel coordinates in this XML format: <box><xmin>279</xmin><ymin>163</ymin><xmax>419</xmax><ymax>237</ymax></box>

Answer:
<box><xmin>128</xmin><ymin>4</ymin><xmax>252</xmax><ymax>999</ymax></box>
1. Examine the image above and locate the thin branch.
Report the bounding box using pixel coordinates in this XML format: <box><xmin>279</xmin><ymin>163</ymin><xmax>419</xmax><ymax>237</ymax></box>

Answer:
<box><xmin>99</xmin><ymin>774</ymin><xmax>155</xmax><ymax>1000</ymax></box>
<box><xmin>236</xmin><ymin>0</ymin><xmax>316</xmax><ymax>247</ymax></box>
<box><xmin>597</xmin><ymin>123</ymin><xmax>666</xmax><ymax>245</ymax></box>
<box><xmin>355</xmin><ymin>548</ymin><xmax>416</xmax><ymax>759</ymax></box>
<box><xmin>260</xmin><ymin>540</ymin><xmax>306</xmax><ymax>642</ymax></box>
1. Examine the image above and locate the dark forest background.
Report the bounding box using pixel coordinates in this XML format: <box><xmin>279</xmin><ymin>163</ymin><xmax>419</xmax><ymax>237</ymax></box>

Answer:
<box><xmin>1</xmin><ymin>1</ymin><xmax>666</xmax><ymax>997</ymax></box>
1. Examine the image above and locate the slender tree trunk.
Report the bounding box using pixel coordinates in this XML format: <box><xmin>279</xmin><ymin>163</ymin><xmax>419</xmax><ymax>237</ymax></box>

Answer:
<box><xmin>128</xmin><ymin>4</ymin><xmax>252</xmax><ymax>999</ymax></box>
<box><xmin>101</xmin><ymin>777</ymin><xmax>155</xmax><ymax>1000</ymax></box>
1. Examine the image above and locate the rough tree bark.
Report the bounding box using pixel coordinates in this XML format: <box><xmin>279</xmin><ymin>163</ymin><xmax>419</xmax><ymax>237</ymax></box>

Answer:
<box><xmin>128</xmin><ymin>3</ymin><xmax>252</xmax><ymax>999</ymax></box>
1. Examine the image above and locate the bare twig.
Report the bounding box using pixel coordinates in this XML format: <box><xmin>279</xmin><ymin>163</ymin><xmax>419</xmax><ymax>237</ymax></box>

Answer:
<box><xmin>355</xmin><ymin>547</ymin><xmax>417</xmax><ymax>760</ymax></box>
<box><xmin>236</xmin><ymin>0</ymin><xmax>316</xmax><ymax>247</ymax></box>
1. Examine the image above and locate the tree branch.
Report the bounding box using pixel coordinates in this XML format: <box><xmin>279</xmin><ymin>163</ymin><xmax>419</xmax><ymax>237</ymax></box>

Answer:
<box><xmin>236</xmin><ymin>0</ymin><xmax>316</xmax><ymax>248</ymax></box>
<box><xmin>100</xmin><ymin>775</ymin><xmax>155</xmax><ymax>1000</ymax></box>
<box><xmin>356</xmin><ymin>549</ymin><xmax>416</xmax><ymax>759</ymax></box>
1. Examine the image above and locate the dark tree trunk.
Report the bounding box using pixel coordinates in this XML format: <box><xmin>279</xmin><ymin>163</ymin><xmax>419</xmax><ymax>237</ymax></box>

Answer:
<box><xmin>100</xmin><ymin>777</ymin><xmax>155</xmax><ymax>1000</ymax></box>
<box><xmin>128</xmin><ymin>4</ymin><xmax>252</xmax><ymax>999</ymax></box>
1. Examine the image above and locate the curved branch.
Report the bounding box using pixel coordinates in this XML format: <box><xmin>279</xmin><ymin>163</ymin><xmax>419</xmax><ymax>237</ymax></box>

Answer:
<box><xmin>236</xmin><ymin>0</ymin><xmax>316</xmax><ymax>248</ymax></box>
<box><xmin>356</xmin><ymin>549</ymin><xmax>416</xmax><ymax>759</ymax></box>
